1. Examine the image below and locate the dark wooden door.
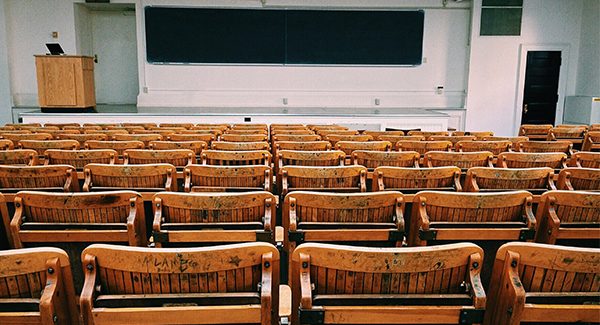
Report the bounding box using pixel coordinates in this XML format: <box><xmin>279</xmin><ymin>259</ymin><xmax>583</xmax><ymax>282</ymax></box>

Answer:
<box><xmin>521</xmin><ymin>51</ymin><xmax>561</xmax><ymax>125</ymax></box>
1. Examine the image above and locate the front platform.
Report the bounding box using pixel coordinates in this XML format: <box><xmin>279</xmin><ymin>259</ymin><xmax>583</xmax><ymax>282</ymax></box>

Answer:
<box><xmin>19</xmin><ymin>106</ymin><xmax>450</xmax><ymax>131</ymax></box>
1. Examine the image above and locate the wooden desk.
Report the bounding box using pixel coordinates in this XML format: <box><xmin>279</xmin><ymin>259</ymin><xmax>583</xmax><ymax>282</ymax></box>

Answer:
<box><xmin>35</xmin><ymin>55</ymin><xmax>96</xmax><ymax>109</ymax></box>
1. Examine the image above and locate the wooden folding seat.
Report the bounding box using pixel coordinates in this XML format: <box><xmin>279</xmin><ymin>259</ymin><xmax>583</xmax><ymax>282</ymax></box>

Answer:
<box><xmin>335</xmin><ymin>140</ymin><xmax>391</xmax><ymax>156</ymax></box>
<box><xmin>83</xmin><ymin>129</ymin><xmax>129</xmax><ymax>138</ymax></box>
<box><xmin>518</xmin><ymin>140</ymin><xmax>574</xmax><ymax>155</ymax></box>
<box><xmin>456</xmin><ymin>140</ymin><xmax>511</xmax><ymax>155</ymax></box>
<box><xmin>184</xmin><ymin>165</ymin><xmax>272</xmax><ymax>192</ymax></box>
<box><xmin>590</xmin><ymin>124</ymin><xmax>600</xmax><ymax>132</ymax></box>
<box><xmin>283</xmin><ymin>192</ymin><xmax>405</xmax><ymax>262</ymax></box>
<box><xmin>279</xmin><ymin>166</ymin><xmax>367</xmax><ymax>196</ymax></box>
<box><xmin>57</xmin><ymin>133</ymin><xmax>108</xmax><ymax>146</ymax></box>
<box><xmin>428</xmin><ymin>135</ymin><xmax>476</xmax><ymax>144</ymax></box>
<box><xmin>317</xmin><ymin>130</ymin><xmax>359</xmax><ymax>138</ymax></box>
<box><xmin>83</xmin><ymin>123</ymin><xmax>119</xmax><ymax>129</ymax></box>
<box><xmin>557</xmin><ymin>167</ymin><xmax>600</xmax><ymax>191</ymax></box>
<box><xmin>133</xmin><ymin>128</ymin><xmax>178</xmax><ymax>138</ymax></box>
<box><xmin>484</xmin><ymin>242</ymin><xmax>600</xmax><ymax>325</ymax></box>
<box><xmin>571</xmin><ymin>151</ymin><xmax>600</xmax><ymax>168</ymax></box>
<box><xmin>43</xmin><ymin>123</ymin><xmax>80</xmax><ymax>129</ymax></box>
<box><xmin>372</xmin><ymin>166</ymin><xmax>461</xmax><ymax>192</ymax></box>
<box><xmin>178</xmin><ymin>129</ymin><xmax>223</xmax><ymax>137</ymax></box>
<box><xmin>272</xmin><ymin>134</ymin><xmax>321</xmax><ymax>142</ymax></box>
<box><xmin>201</xmin><ymin>149</ymin><xmax>271</xmax><ymax>166</ymax></box>
<box><xmin>0</xmin><ymin>149</ymin><xmax>38</xmax><ymax>166</ymax></box>
<box><xmin>290</xmin><ymin>242</ymin><xmax>486</xmax><ymax>325</ymax></box>
<box><xmin>226</xmin><ymin>128</ymin><xmax>269</xmax><ymax>135</ymax></box>
<box><xmin>1</xmin><ymin>132</ymin><xmax>53</xmax><ymax>142</ymax></box>
<box><xmin>0</xmin><ymin>129</ymin><xmax>32</xmax><ymax>134</ymax></box>
<box><xmin>232</xmin><ymin>123</ymin><xmax>268</xmax><ymax>129</ymax></box>
<box><xmin>17</xmin><ymin>139</ymin><xmax>79</xmax><ymax>157</ymax></box>
<box><xmin>113</xmin><ymin>133</ymin><xmax>162</xmax><ymax>148</ymax></box>
<box><xmin>352</xmin><ymin>151</ymin><xmax>420</xmax><ymax>169</ymax></box>
<box><xmin>424</xmin><ymin>151</ymin><xmax>494</xmax><ymax>169</ymax></box>
<box><xmin>192</xmin><ymin>124</ymin><xmax>230</xmax><ymax>132</ymax></box>
<box><xmin>582</xmin><ymin>130</ymin><xmax>600</xmax><ymax>151</ymax></box>
<box><xmin>396</xmin><ymin>140</ymin><xmax>452</xmax><ymax>155</ymax></box>
<box><xmin>464</xmin><ymin>167</ymin><xmax>555</xmax><ymax>193</ymax></box>
<box><xmin>270</xmin><ymin>129</ymin><xmax>313</xmax><ymax>136</ymax></box>
<box><xmin>221</xmin><ymin>134</ymin><xmax>269</xmax><ymax>142</ymax></box>
<box><xmin>167</xmin><ymin>133</ymin><xmax>216</xmax><ymax>145</ymax></box>
<box><xmin>83</xmin><ymin>163</ymin><xmax>177</xmax><ymax>192</ymax></box>
<box><xmin>11</xmin><ymin>191</ymin><xmax>146</xmax><ymax>248</ymax></box>
<box><xmin>27</xmin><ymin>127</ymin><xmax>60</xmax><ymax>133</ymax></box>
<box><xmin>518</xmin><ymin>124</ymin><xmax>553</xmax><ymax>140</ymax></box>
<box><xmin>324</xmin><ymin>134</ymin><xmax>371</xmax><ymax>147</ymax></box>
<box><xmin>274</xmin><ymin>141</ymin><xmax>331</xmax><ymax>153</ymax></box>
<box><xmin>408</xmin><ymin>191</ymin><xmax>535</xmax><ymax>246</ymax></box>
<box><xmin>149</xmin><ymin>140</ymin><xmax>207</xmax><ymax>156</ymax></box>
<box><xmin>377</xmin><ymin>134</ymin><xmax>425</xmax><ymax>142</ymax></box>
<box><xmin>65</xmin><ymin>125</ymin><xmax>102</xmax><ymax>132</ymax></box>
<box><xmin>482</xmin><ymin>136</ymin><xmax>528</xmax><ymax>148</ymax></box>
<box><xmin>150</xmin><ymin>127</ymin><xmax>188</xmax><ymax>133</ymax></box>
<box><xmin>0</xmin><ymin>125</ymin><xmax>15</xmax><ymax>131</ymax></box>
<box><xmin>0</xmin><ymin>139</ymin><xmax>13</xmax><ymax>150</ymax></box>
<box><xmin>0</xmin><ymin>165</ymin><xmax>79</xmax><ymax>192</ymax></box>
<box><xmin>534</xmin><ymin>190</ymin><xmax>600</xmax><ymax>245</ymax></box>
<box><xmin>407</xmin><ymin>130</ymin><xmax>450</xmax><ymax>137</ymax></box>
<box><xmin>547</xmin><ymin>126</ymin><xmax>587</xmax><ymax>149</ymax></box>
<box><xmin>106</xmin><ymin>125</ymin><xmax>145</xmax><ymax>132</ymax></box>
<box><xmin>80</xmin><ymin>242</ymin><xmax>279</xmax><ymax>325</ymax></box>
<box><xmin>42</xmin><ymin>129</ymin><xmax>80</xmax><ymax>139</ymax></box>
<box><xmin>452</xmin><ymin>131</ymin><xmax>494</xmax><ymax>139</ymax></box>
<box><xmin>45</xmin><ymin>149</ymin><xmax>117</xmax><ymax>169</ymax></box>
<box><xmin>308</xmin><ymin>124</ymin><xmax>348</xmax><ymax>131</ymax></box>
<box><xmin>152</xmin><ymin>191</ymin><xmax>277</xmax><ymax>247</ymax></box>
<box><xmin>361</xmin><ymin>130</ymin><xmax>404</xmax><ymax>138</ymax></box>
<box><xmin>277</xmin><ymin>150</ymin><xmax>345</xmax><ymax>169</ymax></box>
<box><xmin>158</xmin><ymin>123</ymin><xmax>194</xmax><ymax>129</ymax></box>
<box><xmin>497</xmin><ymin>152</ymin><xmax>567</xmax><ymax>169</ymax></box>
<box><xmin>120</xmin><ymin>123</ymin><xmax>157</xmax><ymax>129</ymax></box>
<box><xmin>211</xmin><ymin>141</ymin><xmax>270</xmax><ymax>151</ymax></box>
<box><xmin>0</xmin><ymin>247</ymin><xmax>79</xmax><ymax>325</ymax></box>
<box><xmin>5</xmin><ymin>123</ymin><xmax>42</xmax><ymax>129</ymax></box>
<box><xmin>85</xmin><ymin>140</ymin><xmax>145</xmax><ymax>156</ymax></box>
<box><xmin>124</xmin><ymin>149</ymin><xmax>195</xmax><ymax>167</ymax></box>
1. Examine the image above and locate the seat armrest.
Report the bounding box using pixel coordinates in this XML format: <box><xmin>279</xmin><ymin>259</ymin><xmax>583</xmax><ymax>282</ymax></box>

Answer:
<box><xmin>279</xmin><ymin>284</ymin><xmax>292</xmax><ymax>324</ymax></box>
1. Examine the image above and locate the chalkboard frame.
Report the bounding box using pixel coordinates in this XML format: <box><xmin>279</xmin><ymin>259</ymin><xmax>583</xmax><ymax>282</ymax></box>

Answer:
<box><xmin>144</xmin><ymin>6</ymin><xmax>425</xmax><ymax>67</ymax></box>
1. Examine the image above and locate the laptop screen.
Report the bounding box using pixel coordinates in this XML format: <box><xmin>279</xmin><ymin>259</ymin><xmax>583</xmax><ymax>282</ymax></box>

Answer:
<box><xmin>46</xmin><ymin>43</ymin><xmax>64</xmax><ymax>55</ymax></box>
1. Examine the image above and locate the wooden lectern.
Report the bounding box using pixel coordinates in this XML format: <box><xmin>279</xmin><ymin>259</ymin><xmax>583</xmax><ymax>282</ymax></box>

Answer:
<box><xmin>35</xmin><ymin>55</ymin><xmax>96</xmax><ymax>110</ymax></box>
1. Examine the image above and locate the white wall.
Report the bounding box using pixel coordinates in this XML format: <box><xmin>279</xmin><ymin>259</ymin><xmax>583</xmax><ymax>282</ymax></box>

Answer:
<box><xmin>137</xmin><ymin>0</ymin><xmax>471</xmax><ymax>109</ymax></box>
<box><xmin>74</xmin><ymin>3</ymin><xmax>93</xmax><ymax>56</ymax></box>
<box><xmin>465</xmin><ymin>0</ymin><xmax>584</xmax><ymax>136</ymax></box>
<box><xmin>0</xmin><ymin>1</ymin><xmax>14</xmax><ymax>123</ymax></box>
<box><xmin>576</xmin><ymin>0</ymin><xmax>600</xmax><ymax>96</ymax></box>
<box><xmin>5</xmin><ymin>0</ymin><xmax>79</xmax><ymax>107</ymax></box>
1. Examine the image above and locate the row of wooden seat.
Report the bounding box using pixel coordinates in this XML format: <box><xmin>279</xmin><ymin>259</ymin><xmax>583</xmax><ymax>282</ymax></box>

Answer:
<box><xmin>2</xmin><ymin>241</ymin><xmax>598</xmax><ymax>325</ymax></box>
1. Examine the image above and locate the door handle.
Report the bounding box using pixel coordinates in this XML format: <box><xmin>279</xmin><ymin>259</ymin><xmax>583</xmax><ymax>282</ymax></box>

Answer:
<box><xmin>523</xmin><ymin>104</ymin><xmax>528</xmax><ymax>115</ymax></box>
<box><xmin>94</xmin><ymin>54</ymin><xmax>98</xmax><ymax>63</ymax></box>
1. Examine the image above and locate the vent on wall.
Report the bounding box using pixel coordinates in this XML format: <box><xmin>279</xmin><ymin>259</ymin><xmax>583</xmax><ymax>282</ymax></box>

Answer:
<box><xmin>480</xmin><ymin>0</ymin><xmax>523</xmax><ymax>36</ymax></box>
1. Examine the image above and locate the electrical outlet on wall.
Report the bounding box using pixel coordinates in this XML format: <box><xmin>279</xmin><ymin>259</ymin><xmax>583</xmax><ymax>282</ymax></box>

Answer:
<box><xmin>436</xmin><ymin>85</ymin><xmax>444</xmax><ymax>95</ymax></box>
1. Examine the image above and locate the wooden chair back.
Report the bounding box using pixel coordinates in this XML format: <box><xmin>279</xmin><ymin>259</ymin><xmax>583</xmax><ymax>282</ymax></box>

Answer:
<box><xmin>80</xmin><ymin>242</ymin><xmax>279</xmax><ymax>325</ymax></box>
<box><xmin>134</xmin><ymin>128</ymin><xmax>178</xmax><ymax>137</ymax></box>
<box><xmin>582</xmin><ymin>130</ymin><xmax>600</xmax><ymax>151</ymax></box>
<box><xmin>83</xmin><ymin>129</ymin><xmax>129</xmax><ymax>138</ymax></box>
<box><xmin>407</xmin><ymin>130</ymin><xmax>450</xmax><ymax>137</ymax></box>
<box><xmin>0</xmin><ymin>247</ymin><xmax>78</xmax><ymax>325</ymax></box>
<box><xmin>211</xmin><ymin>141</ymin><xmax>270</xmax><ymax>151</ymax></box>
<box><xmin>221</xmin><ymin>134</ymin><xmax>269</xmax><ymax>142</ymax></box>
<box><xmin>535</xmin><ymin>190</ymin><xmax>600</xmax><ymax>245</ymax></box>
<box><xmin>124</xmin><ymin>149</ymin><xmax>195</xmax><ymax>167</ymax></box>
<box><xmin>272</xmin><ymin>134</ymin><xmax>321</xmax><ymax>142</ymax></box>
<box><xmin>149</xmin><ymin>140</ymin><xmax>207</xmax><ymax>156</ymax></box>
<box><xmin>518</xmin><ymin>124</ymin><xmax>552</xmax><ymax>140</ymax></box>
<box><xmin>225</xmin><ymin>128</ymin><xmax>269</xmax><ymax>135</ymax></box>
<box><xmin>17</xmin><ymin>140</ymin><xmax>79</xmax><ymax>157</ymax></box>
<box><xmin>43</xmin><ymin>123</ymin><xmax>80</xmax><ymax>129</ymax></box>
<box><xmin>167</xmin><ymin>133</ymin><xmax>217</xmax><ymax>145</ymax></box>
<box><xmin>428</xmin><ymin>135</ymin><xmax>476</xmax><ymax>144</ymax></box>
<box><xmin>456</xmin><ymin>140</ymin><xmax>512</xmax><ymax>155</ymax></box>
<box><xmin>352</xmin><ymin>150</ymin><xmax>420</xmax><ymax>169</ymax></box>
<box><xmin>64</xmin><ymin>125</ymin><xmax>102</xmax><ymax>132</ymax></box>
<box><xmin>485</xmin><ymin>242</ymin><xmax>600</xmax><ymax>325</ymax></box>
<box><xmin>179</xmin><ymin>129</ymin><xmax>222</xmax><ymax>137</ymax></box>
<box><xmin>279</xmin><ymin>165</ymin><xmax>367</xmax><ymax>196</ymax></box>
<box><xmin>396</xmin><ymin>140</ymin><xmax>452</xmax><ymax>155</ymax></box>
<box><xmin>482</xmin><ymin>136</ymin><xmax>529</xmax><ymax>147</ymax></box>
<box><xmin>424</xmin><ymin>151</ymin><xmax>494</xmax><ymax>169</ymax></box>
<box><xmin>571</xmin><ymin>151</ymin><xmax>600</xmax><ymax>168</ymax></box>
<box><xmin>158</xmin><ymin>123</ymin><xmax>194</xmax><ymax>129</ymax></box>
<box><xmin>42</xmin><ymin>129</ymin><xmax>80</xmax><ymax>139</ymax></box>
<box><xmin>11</xmin><ymin>191</ymin><xmax>145</xmax><ymax>248</ymax></box>
<box><xmin>113</xmin><ymin>134</ymin><xmax>163</xmax><ymax>148</ymax></box>
<box><xmin>518</xmin><ymin>140</ymin><xmax>574</xmax><ymax>155</ymax></box>
<box><xmin>1</xmin><ymin>133</ymin><xmax>53</xmax><ymax>142</ymax></box>
<box><xmin>283</xmin><ymin>191</ymin><xmax>405</xmax><ymax>252</ymax></box>
<box><xmin>277</xmin><ymin>150</ymin><xmax>345</xmax><ymax>170</ymax></box>
<box><xmin>56</xmin><ymin>133</ymin><xmax>108</xmax><ymax>146</ymax></box>
<box><xmin>6</xmin><ymin>123</ymin><xmax>42</xmax><ymax>129</ymax></box>
<box><xmin>121</xmin><ymin>123</ymin><xmax>157</xmax><ymax>129</ymax></box>
<box><xmin>184</xmin><ymin>165</ymin><xmax>272</xmax><ymax>192</ymax></box>
<box><xmin>85</xmin><ymin>140</ymin><xmax>145</xmax><ymax>156</ymax></box>
<box><xmin>152</xmin><ymin>191</ymin><xmax>277</xmax><ymax>247</ymax></box>
<box><xmin>45</xmin><ymin>149</ymin><xmax>117</xmax><ymax>169</ymax></box>
<box><xmin>83</xmin><ymin>163</ymin><xmax>177</xmax><ymax>192</ymax></box>
<box><xmin>590</xmin><ymin>123</ymin><xmax>600</xmax><ymax>132</ymax></box>
<box><xmin>372</xmin><ymin>166</ymin><xmax>462</xmax><ymax>192</ymax></box>
<box><xmin>317</xmin><ymin>129</ymin><xmax>358</xmax><ymax>137</ymax></box>
<box><xmin>335</xmin><ymin>141</ymin><xmax>391</xmax><ymax>156</ymax></box>
<box><xmin>547</xmin><ymin>126</ymin><xmax>587</xmax><ymax>144</ymax></box>
<box><xmin>324</xmin><ymin>134</ymin><xmax>371</xmax><ymax>146</ymax></box>
<box><xmin>0</xmin><ymin>165</ymin><xmax>79</xmax><ymax>192</ymax></box>
<box><xmin>497</xmin><ymin>152</ymin><xmax>567</xmax><ymax>169</ymax></box>
<box><xmin>0</xmin><ymin>149</ymin><xmax>38</xmax><ymax>166</ymax></box>
<box><xmin>274</xmin><ymin>141</ymin><xmax>331</xmax><ymax>153</ymax></box>
<box><xmin>192</xmin><ymin>124</ymin><xmax>230</xmax><ymax>132</ymax></box>
<box><xmin>377</xmin><ymin>135</ymin><xmax>425</xmax><ymax>142</ymax></box>
<box><xmin>232</xmin><ymin>123</ymin><xmax>268</xmax><ymax>129</ymax></box>
<box><xmin>557</xmin><ymin>167</ymin><xmax>600</xmax><ymax>191</ymax></box>
<box><xmin>409</xmin><ymin>191</ymin><xmax>535</xmax><ymax>246</ymax></box>
<box><xmin>0</xmin><ymin>139</ymin><xmax>14</xmax><ymax>150</ymax></box>
<box><xmin>361</xmin><ymin>130</ymin><xmax>404</xmax><ymax>138</ymax></box>
<box><xmin>452</xmin><ymin>131</ymin><xmax>494</xmax><ymax>139</ymax></box>
<box><xmin>464</xmin><ymin>167</ymin><xmax>555</xmax><ymax>193</ymax></box>
<box><xmin>201</xmin><ymin>149</ymin><xmax>272</xmax><ymax>166</ymax></box>
<box><xmin>290</xmin><ymin>242</ymin><xmax>485</xmax><ymax>325</ymax></box>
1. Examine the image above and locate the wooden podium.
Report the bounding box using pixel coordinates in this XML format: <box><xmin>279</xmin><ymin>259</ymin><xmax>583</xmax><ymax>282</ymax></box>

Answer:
<box><xmin>35</xmin><ymin>55</ymin><xmax>96</xmax><ymax>110</ymax></box>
